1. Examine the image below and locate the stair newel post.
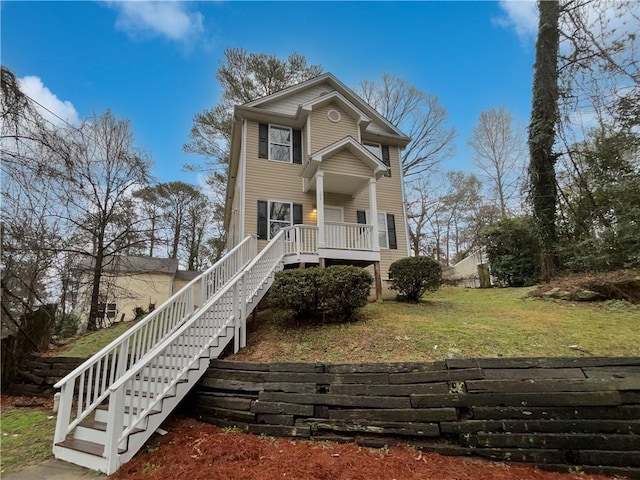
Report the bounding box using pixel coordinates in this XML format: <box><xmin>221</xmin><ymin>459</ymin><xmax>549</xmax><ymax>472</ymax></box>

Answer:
<box><xmin>53</xmin><ymin>382</ymin><xmax>74</xmax><ymax>444</ymax></box>
<box><xmin>104</xmin><ymin>384</ymin><xmax>126</xmax><ymax>475</ymax></box>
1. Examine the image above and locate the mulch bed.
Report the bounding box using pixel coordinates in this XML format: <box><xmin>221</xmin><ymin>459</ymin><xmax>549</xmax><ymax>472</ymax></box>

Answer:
<box><xmin>114</xmin><ymin>417</ymin><xmax>615</xmax><ymax>480</ymax></box>
<box><xmin>529</xmin><ymin>269</ymin><xmax>640</xmax><ymax>303</ymax></box>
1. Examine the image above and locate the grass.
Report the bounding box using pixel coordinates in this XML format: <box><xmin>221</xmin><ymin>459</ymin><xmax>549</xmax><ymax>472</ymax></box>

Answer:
<box><xmin>54</xmin><ymin>319</ymin><xmax>141</xmax><ymax>358</ymax></box>
<box><xmin>230</xmin><ymin>287</ymin><xmax>640</xmax><ymax>363</ymax></box>
<box><xmin>0</xmin><ymin>403</ymin><xmax>56</xmax><ymax>474</ymax></box>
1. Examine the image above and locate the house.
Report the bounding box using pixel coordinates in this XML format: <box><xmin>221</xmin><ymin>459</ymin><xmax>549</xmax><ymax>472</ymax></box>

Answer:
<box><xmin>224</xmin><ymin>73</ymin><xmax>411</xmax><ymax>299</ymax></box>
<box><xmin>445</xmin><ymin>248</ymin><xmax>492</xmax><ymax>288</ymax></box>
<box><xmin>75</xmin><ymin>255</ymin><xmax>201</xmax><ymax>327</ymax></box>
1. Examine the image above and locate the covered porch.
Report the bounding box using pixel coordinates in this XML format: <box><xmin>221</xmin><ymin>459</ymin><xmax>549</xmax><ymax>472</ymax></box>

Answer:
<box><xmin>288</xmin><ymin>136</ymin><xmax>390</xmax><ymax>299</ymax></box>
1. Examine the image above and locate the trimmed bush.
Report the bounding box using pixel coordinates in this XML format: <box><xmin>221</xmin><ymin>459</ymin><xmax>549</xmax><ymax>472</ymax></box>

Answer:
<box><xmin>320</xmin><ymin>266</ymin><xmax>373</xmax><ymax>321</ymax></box>
<box><xmin>269</xmin><ymin>266</ymin><xmax>373</xmax><ymax>322</ymax></box>
<box><xmin>389</xmin><ymin>256</ymin><xmax>442</xmax><ymax>302</ymax></box>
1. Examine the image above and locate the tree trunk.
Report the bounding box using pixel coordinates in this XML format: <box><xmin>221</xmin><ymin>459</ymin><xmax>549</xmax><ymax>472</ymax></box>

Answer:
<box><xmin>528</xmin><ymin>0</ymin><xmax>560</xmax><ymax>282</ymax></box>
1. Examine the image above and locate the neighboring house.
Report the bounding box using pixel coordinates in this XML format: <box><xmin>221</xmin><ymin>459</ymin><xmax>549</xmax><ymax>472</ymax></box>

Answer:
<box><xmin>224</xmin><ymin>73</ymin><xmax>412</xmax><ymax>299</ymax></box>
<box><xmin>445</xmin><ymin>248</ymin><xmax>492</xmax><ymax>288</ymax></box>
<box><xmin>75</xmin><ymin>256</ymin><xmax>201</xmax><ymax>327</ymax></box>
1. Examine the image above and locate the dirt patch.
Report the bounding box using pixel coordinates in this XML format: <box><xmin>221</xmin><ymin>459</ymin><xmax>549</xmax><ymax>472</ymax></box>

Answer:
<box><xmin>114</xmin><ymin>417</ymin><xmax>615</xmax><ymax>480</ymax></box>
<box><xmin>529</xmin><ymin>269</ymin><xmax>640</xmax><ymax>303</ymax></box>
<box><xmin>1</xmin><ymin>394</ymin><xmax>54</xmax><ymax>410</ymax></box>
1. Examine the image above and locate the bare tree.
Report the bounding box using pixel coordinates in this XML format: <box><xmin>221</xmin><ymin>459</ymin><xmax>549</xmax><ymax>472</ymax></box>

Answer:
<box><xmin>47</xmin><ymin>111</ymin><xmax>151</xmax><ymax>330</ymax></box>
<box><xmin>468</xmin><ymin>107</ymin><xmax>526</xmax><ymax>217</ymax></box>
<box><xmin>357</xmin><ymin>73</ymin><xmax>456</xmax><ymax>179</ymax></box>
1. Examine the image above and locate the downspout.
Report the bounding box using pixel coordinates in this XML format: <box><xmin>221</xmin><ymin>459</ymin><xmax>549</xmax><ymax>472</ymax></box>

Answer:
<box><xmin>398</xmin><ymin>146</ymin><xmax>411</xmax><ymax>256</ymax></box>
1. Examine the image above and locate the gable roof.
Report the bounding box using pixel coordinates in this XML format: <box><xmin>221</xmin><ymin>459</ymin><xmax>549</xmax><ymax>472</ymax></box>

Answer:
<box><xmin>225</xmin><ymin>72</ymin><xmax>412</xmax><ymax>228</ymax></box>
<box><xmin>243</xmin><ymin>72</ymin><xmax>410</xmax><ymax>142</ymax></box>
<box><xmin>78</xmin><ymin>255</ymin><xmax>179</xmax><ymax>275</ymax></box>
<box><xmin>301</xmin><ymin>136</ymin><xmax>389</xmax><ymax>180</ymax></box>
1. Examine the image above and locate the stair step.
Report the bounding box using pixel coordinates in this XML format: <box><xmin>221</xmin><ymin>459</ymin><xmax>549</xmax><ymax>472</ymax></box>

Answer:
<box><xmin>96</xmin><ymin>404</ymin><xmax>162</xmax><ymax>416</ymax></box>
<box><xmin>56</xmin><ymin>438</ymin><xmax>125</xmax><ymax>456</ymax></box>
<box><xmin>78</xmin><ymin>419</ymin><xmax>144</xmax><ymax>436</ymax></box>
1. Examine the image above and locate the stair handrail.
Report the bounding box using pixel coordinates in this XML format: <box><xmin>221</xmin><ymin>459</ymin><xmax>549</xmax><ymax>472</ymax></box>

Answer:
<box><xmin>53</xmin><ymin>235</ymin><xmax>257</xmax><ymax>445</ymax></box>
<box><xmin>102</xmin><ymin>231</ymin><xmax>286</xmax><ymax>467</ymax></box>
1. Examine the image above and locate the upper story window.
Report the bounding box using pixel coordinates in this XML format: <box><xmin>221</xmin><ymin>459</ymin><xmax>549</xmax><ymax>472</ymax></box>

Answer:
<box><xmin>269</xmin><ymin>125</ymin><xmax>292</xmax><ymax>162</ymax></box>
<box><xmin>259</xmin><ymin>123</ymin><xmax>302</xmax><ymax>164</ymax></box>
<box><xmin>363</xmin><ymin>142</ymin><xmax>391</xmax><ymax>177</ymax></box>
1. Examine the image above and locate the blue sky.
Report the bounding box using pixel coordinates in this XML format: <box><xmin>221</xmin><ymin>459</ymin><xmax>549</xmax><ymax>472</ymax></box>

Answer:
<box><xmin>2</xmin><ymin>1</ymin><xmax>538</xmax><ymax>185</ymax></box>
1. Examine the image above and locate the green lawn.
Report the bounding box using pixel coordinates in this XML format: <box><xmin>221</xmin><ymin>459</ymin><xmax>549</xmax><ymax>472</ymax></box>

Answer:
<box><xmin>54</xmin><ymin>318</ymin><xmax>141</xmax><ymax>358</ymax></box>
<box><xmin>0</xmin><ymin>404</ymin><xmax>56</xmax><ymax>474</ymax></box>
<box><xmin>230</xmin><ymin>287</ymin><xmax>640</xmax><ymax>363</ymax></box>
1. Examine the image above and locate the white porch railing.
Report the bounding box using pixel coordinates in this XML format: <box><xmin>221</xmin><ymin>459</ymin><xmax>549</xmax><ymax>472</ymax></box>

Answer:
<box><xmin>325</xmin><ymin>222</ymin><xmax>373</xmax><ymax>250</ymax></box>
<box><xmin>283</xmin><ymin>225</ymin><xmax>318</xmax><ymax>255</ymax></box>
<box><xmin>283</xmin><ymin>223</ymin><xmax>374</xmax><ymax>258</ymax></box>
<box><xmin>100</xmin><ymin>230</ymin><xmax>285</xmax><ymax>472</ymax></box>
<box><xmin>53</xmin><ymin>235</ymin><xmax>257</xmax><ymax>447</ymax></box>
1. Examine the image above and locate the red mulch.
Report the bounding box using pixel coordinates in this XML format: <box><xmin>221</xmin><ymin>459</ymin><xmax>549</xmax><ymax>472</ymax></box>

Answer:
<box><xmin>114</xmin><ymin>417</ymin><xmax>615</xmax><ymax>480</ymax></box>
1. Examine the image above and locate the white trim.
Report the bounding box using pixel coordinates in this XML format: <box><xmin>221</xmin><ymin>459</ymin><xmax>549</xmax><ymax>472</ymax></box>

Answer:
<box><xmin>306</xmin><ymin>116</ymin><xmax>311</xmax><ymax>156</ymax></box>
<box><xmin>365</xmin><ymin>208</ymin><xmax>391</xmax><ymax>250</ymax></box>
<box><xmin>266</xmin><ymin>199</ymin><xmax>295</xmax><ymax>240</ymax></box>
<box><xmin>240</xmin><ymin>119</ymin><xmax>247</xmax><ymax>240</ymax></box>
<box><xmin>398</xmin><ymin>145</ymin><xmax>411</xmax><ymax>256</ymax></box>
<box><xmin>327</xmin><ymin>109</ymin><xmax>341</xmax><ymax>123</ymax></box>
<box><xmin>268</xmin><ymin>124</ymin><xmax>293</xmax><ymax>163</ymax></box>
<box><xmin>243</xmin><ymin>73</ymin><xmax>410</xmax><ymax>142</ymax></box>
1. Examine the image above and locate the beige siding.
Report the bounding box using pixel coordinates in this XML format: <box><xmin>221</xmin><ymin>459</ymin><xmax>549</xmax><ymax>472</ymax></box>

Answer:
<box><xmin>310</xmin><ymin>103</ymin><xmax>359</xmax><ymax>152</ymax></box>
<box><xmin>257</xmin><ymin>85</ymin><xmax>329</xmax><ymax>115</ymax></box>
<box><xmin>322</xmin><ymin>150</ymin><xmax>371</xmax><ymax>177</ymax></box>
<box><xmin>241</xmin><ymin>122</ymin><xmax>409</xmax><ymax>281</ymax></box>
<box><xmin>244</xmin><ymin>120</ymin><xmax>316</xmax><ymax>250</ymax></box>
<box><xmin>76</xmin><ymin>272</ymin><xmax>174</xmax><ymax>326</ymax></box>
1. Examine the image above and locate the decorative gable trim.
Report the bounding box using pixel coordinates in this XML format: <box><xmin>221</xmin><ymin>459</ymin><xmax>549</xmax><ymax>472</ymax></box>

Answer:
<box><xmin>300</xmin><ymin>136</ymin><xmax>388</xmax><ymax>180</ymax></box>
<box><xmin>299</xmin><ymin>91</ymin><xmax>371</xmax><ymax>128</ymax></box>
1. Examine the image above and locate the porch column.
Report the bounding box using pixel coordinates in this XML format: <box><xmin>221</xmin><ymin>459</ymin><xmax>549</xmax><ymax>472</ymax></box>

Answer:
<box><xmin>369</xmin><ymin>178</ymin><xmax>379</xmax><ymax>251</ymax></box>
<box><xmin>316</xmin><ymin>170</ymin><xmax>326</xmax><ymax>249</ymax></box>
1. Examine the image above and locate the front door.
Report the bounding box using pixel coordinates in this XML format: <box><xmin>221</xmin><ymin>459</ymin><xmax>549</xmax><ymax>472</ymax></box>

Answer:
<box><xmin>324</xmin><ymin>206</ymin><xmax>344</xmax><ymax>248</ymax></box>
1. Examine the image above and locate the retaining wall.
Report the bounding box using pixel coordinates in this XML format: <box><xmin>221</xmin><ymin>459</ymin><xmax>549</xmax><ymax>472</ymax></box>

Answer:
<box><xmin>190</xmin><ymin>357</ymin><xmax>640</xmax><ymax>479</ymax></box>
<box><xmin>8</xmin><ymin>356</ymin><xmax>86</xmax><ymax>397</ymax></box>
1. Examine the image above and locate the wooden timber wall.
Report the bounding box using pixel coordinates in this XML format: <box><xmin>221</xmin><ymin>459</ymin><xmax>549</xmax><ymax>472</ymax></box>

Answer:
<box><xmin>189</xmin><ymin>357</ymin><xmax>640</xmax><ymax>479</ymax></box>
<box><xmin>7</xmin><ymin>356</ymin><xmax>86</xmax><ymax>397</ymax></box>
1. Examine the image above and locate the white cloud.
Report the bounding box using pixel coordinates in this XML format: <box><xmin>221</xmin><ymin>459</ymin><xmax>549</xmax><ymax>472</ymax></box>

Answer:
<box><xmin>108</xmin><ymin>1</ymin><xmax>204</xmax><ymax>42</ymax></box>
<box><xmin>18</xmin><ymin>76</ymin><xmax>80</xmax><ymax>126</ymax></box>
<box><xmin>493</xmin><ymin>0</ymin><xmax>538</xmax><ymax>43</ymax></box>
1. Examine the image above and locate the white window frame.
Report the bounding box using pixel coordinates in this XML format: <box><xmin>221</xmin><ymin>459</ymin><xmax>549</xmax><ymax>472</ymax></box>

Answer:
<box><xmin>268</xmin><ymin>199</ymin><xmax>293</xmax><ymax>239</ymax></box>
<box><xmin>366</xmin><ymin>210</ymin><xmax>389</xmax><ymax>249</ymax></box>
<box><xmin>363</xmin><ymin>141</ymin><xmax>382</xmax><ymax>160</ymax></box>
<box><xmin>269</xmin><ymin>124</ymin><xmax>293</xmax><ymax>163</ymax></box>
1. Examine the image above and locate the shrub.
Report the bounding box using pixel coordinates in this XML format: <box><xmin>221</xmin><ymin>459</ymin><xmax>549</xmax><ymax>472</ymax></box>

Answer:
<box><xmin>268</xmin><ymin>268</ymin><xmax>322</xmax><ymax>319</ymax></box>
<box><xmin>389</xmin><ymin>256</ymin><xmax>442</xmax><ymax>302</ymax></box>
<box><xmin>482</xmin><ymin>216</ymin><xmax>541</xmax><ymax>287</ymax></box>
<box><xmin>53</xmin><ymin>313</ymin><xmax>80</xmax><ymax>339</ymax></box>
<box><xmin>269</xmin><ymin>266</ymin><xmax>372</xmax><ymax>322</ymax></box>
<box><xmin>320</xmin><ymin>266</ymin><xmax>373</xmax><ymax>321</ymax></box>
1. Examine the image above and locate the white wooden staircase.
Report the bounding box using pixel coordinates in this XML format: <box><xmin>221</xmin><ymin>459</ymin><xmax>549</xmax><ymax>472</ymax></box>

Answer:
<box><xmin>53</xmin><ymin>232</ymin><xmax>287</xmax><ymax>474</ymax></box>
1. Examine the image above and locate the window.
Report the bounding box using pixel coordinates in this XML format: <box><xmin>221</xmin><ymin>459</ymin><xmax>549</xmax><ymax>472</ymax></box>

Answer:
<box><xmin>269</xmin><ymin>201</ymin><xmax>292</xmax><ymax>238</ymax></box>
<box><xmin>257</xmin><ymin>200</ymin><xmax>303</xmax><ymax>240</ymax></box>
<box><xmin>259</xmin><ymin>124</ymin><xmax>302</xmax><ymax>164</ymax></box>
<box><xmin>363</xmin><ymin>142</ymin><xmax>382</xmax><ymax>160</ymax></box>
<box><xmin>357</xmin><ymin>210</ymin><xmax>397</xmax><ymax>250</ymax></box>
<box><xmin>269</xmin><ymin>125</ymin><xmax>292</xmax><ymax>162</ymax></box>
<box><xmin>363</xmin><ymin>142</ymin><xmax>391</xmax><ymax>176</ymax></box>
